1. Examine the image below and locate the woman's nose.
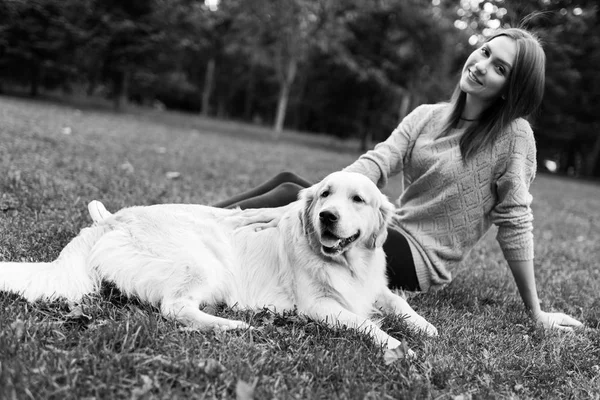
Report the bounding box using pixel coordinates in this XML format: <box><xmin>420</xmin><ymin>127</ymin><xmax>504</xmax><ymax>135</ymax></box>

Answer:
<box><xmin>475</xmin><ymin>62</ymin><xmax>487</xmax><ymax>74</ymax></box>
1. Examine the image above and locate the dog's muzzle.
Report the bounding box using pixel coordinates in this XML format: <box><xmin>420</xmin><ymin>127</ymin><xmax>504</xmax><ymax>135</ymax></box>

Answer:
<box><xmin>317</xmin><ymin>209</ymin><xmax>360</xmax><ymax>256</ymax></box>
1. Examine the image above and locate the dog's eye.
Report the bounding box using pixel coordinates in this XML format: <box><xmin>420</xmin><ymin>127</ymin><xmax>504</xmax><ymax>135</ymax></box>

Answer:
<box><xmin>352</xmin><ymin>195</ymin><xmax>364</xmax><ymax>203</ymax></box>
<box><xmin>321</xmin><ymin>190</ymin><xmax>330</xmax><ymax>198</ymax></box>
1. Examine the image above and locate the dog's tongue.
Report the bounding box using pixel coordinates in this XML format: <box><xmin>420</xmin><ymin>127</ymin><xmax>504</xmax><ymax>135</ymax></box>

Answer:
<box><xmin>321</xmin><ymin>237</ymin><xmax>342</xmax><ymax>248</ymax></box>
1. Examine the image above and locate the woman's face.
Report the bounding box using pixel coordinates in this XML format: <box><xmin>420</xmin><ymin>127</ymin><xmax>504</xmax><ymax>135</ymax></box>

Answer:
<box><xmin>459</xmin><ymin>35</ymin><xmax>517</xmax><ymax>104</ymax></box>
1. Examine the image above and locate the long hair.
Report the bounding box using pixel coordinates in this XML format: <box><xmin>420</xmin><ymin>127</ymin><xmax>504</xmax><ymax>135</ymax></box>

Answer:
<box><xmin>441</xmin><ymin>28</ymin><xmax>546</xmax><ymax>162</ymax></box>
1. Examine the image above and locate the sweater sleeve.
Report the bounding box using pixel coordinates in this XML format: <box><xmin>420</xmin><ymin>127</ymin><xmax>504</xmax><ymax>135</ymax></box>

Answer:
<box><xmin>490</xmin><ymin>123</ymin><xmax>537</xmax><ymax>261</ymax></box>
<box><xmin>343</xmin><ymin>104</ymin><xmax>430</xmax><ymax>188</ymax></box>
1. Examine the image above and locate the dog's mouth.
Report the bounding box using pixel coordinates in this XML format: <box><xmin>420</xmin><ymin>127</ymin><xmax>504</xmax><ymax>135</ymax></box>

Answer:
<box><xmin>320</xmin><ymin>229</ymin><xmax>360</xmax><ymax>256</ymax></box>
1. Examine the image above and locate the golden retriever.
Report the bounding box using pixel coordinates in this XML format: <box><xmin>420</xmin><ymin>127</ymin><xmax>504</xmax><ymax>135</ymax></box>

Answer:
<box><xmin>0</xmin><ymin>171</ymin><xmax>436</xmax><ymax>352</ymax></box>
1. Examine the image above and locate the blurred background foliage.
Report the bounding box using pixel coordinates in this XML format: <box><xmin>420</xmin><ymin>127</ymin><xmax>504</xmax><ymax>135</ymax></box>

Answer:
<box><xmin>0</xmin><ymin>0</ymin><xmax>598</xmax><ymax>177</ymax></box>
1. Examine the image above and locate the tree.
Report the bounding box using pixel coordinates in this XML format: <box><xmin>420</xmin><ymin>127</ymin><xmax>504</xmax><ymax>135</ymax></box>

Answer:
<box><xmin>223</xmin><ymin>0</ymin><xmax>336</xmax><ymax>136</ymax></box>
<box><xmin>316</xmin><ymin>0</ymin><xmax>459</xmax><ymax>149</ymax></box>
<box><xmin>92</xmin><ymin>0</ymin><xmax>167</xmax><ymax>110</ymax></box>
<box><xmin>0</xmin><ymin>0</ymin><xmax>86</xmax><ymax>96</ymax></box>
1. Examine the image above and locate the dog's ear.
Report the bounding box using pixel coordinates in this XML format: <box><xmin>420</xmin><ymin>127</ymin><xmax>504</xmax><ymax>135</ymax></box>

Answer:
<box><xmin>369</xmin><ymin>195</ymin><xmax>395</xmax><ymax>249</ymax></box>
<box><xmin>298</xmin><ymin>186</ymin><xmax>316</xmax><ymax>237</ymax></box>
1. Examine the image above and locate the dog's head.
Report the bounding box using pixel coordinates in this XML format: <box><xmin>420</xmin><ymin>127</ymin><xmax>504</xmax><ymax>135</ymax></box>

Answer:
<box><xmin>299</xmin><ymin>171</ymin><xmax>395</xmax><ymax>258</ymax></box>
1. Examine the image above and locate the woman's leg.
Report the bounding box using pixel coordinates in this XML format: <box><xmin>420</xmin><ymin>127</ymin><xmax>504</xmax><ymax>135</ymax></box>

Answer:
<box><xmin>212</xmin><ymin>171</ymin><xmax>312</xmax><ymax>209</ymax></box>
<box><xmin>383</xmin><ymin>228</ymin><xmax>421</xmax><ymax>291</ymax></box>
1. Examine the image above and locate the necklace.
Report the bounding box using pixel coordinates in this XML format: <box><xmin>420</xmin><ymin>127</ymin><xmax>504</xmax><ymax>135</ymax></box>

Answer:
<box><xmin>459</xmin><ymin>117</ymin><xmax>478</xmax><ymax>122</ymax></box>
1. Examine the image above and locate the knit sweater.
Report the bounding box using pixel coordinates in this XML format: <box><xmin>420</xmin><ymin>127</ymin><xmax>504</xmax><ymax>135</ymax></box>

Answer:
<box><xmin>344</xmin><ymin>103</ymin><xmax>537</xmax><ymax>292</ymax></box>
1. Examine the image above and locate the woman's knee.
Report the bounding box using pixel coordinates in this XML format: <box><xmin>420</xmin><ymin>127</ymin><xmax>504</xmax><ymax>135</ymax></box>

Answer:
<box><xmin>274</xmin><ymin>171</ymin><xmax>312</xmax><ymax>188</ymax></box>
<box><xmin>275</xmin><ymin>182</ymin><xmax>304</xmax><ymax>199</ymax></box>
<box><xmin>275</xmin><ymin>171</ymin><xmax>303</xmax><ymax>184</ymax></box>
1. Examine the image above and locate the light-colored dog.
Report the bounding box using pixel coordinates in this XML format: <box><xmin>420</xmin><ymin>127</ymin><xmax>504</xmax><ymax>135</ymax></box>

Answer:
<box><xmin>0</xmin><ymin>171</ymin><xmax>436</xmax><ymax>352</ymax></box>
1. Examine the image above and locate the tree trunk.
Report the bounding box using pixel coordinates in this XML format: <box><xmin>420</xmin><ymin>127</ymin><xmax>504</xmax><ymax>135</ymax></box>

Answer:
<box><xmin>585</xmin><ymin>126</ymin><xmax>600</xmax><ymax>177</ymax></box>
<box><xmin>113</xmin><ymin>69</ymin><xmax>130</xmax><ymax>111</ymax></box>
<box><xmin>291</xmin><ymin>68</ymin><xmax>309</xmax><ymax>130</ymax></box>
<box><xmin>274</xmin><ymin>82</ymin><xmax>290</xmax><ymax>136</ymax></box>
<box><xmin>360</xmin><ymin>129</ymin><xmax>373</xmax><ymax>153</ymax></box>
<box><xmin>244</xmin><ymin>62</ymin><xmax>256</xmax><ymax>120</ymax></box>
<box><xmin>29</xmin><ymin>62</ymin><xmax>40</xmax><ymax>97</ymax></box>
<box><xmin>87</xmin><ymin>65</ymin><xmax>100</xmax><ymax>96</ymax></box>
<box><xmin>357</xmin><ymin>97</ymin><xmax>370</xmax><ymax>152</ymax></box>
<box><xmin>273</xmin><ymin>58</ymin><xmax>297</xmax><ymax>137</ymax></box>
<box><xmin>202</xmin><ymin>57</ymin><xmax>216</xmax><ymax>117</ymax></box>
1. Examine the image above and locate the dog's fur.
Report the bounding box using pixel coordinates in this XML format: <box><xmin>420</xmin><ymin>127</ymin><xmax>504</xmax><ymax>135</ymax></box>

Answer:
<box><xmin>0</xmin><ymin>171</ymin><xmax>436</xmax><ymax>350</ymax></box>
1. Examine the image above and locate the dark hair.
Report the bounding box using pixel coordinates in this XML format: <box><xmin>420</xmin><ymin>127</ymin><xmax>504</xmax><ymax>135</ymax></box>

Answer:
<box><xmin>441</xmin><ymin>28</ymin><xmax>546</xmax><ymax>161</ymax></box>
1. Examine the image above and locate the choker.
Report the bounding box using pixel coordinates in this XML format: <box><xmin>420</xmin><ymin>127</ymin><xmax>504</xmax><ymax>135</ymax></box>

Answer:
<box><xmin>459</xmin><ymin>117</ymin><xmax>478</xmax><ymax>121</ymax></box>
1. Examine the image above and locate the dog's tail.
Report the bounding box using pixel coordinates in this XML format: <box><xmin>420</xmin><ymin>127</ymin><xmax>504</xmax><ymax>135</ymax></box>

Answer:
<box><xmin>0</xmin><ymin>225</ymin><xmax>106</xmax><ymax>302</ymax></box>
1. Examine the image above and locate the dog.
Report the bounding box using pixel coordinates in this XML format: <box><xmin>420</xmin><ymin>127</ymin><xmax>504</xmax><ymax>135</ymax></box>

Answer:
<box><xmin>0</xmin><ymin>171</ymin><xmax>437</xmax><ymax>352</ymax></box>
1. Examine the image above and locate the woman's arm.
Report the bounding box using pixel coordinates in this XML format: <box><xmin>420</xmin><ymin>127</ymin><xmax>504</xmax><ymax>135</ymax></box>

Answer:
<box><xmin>507</xmin><ymin>259</ymin><xmax>583</xmax><ymax>330</ymax></box>
<box><xmin>490</xmin><ymin>126</ymin><xmax>581</xmax><ymax>330</ymax></box>
<box><xmin>343</xmin><ymin>104</ymin><xmax>435</xmax><ymax>188</ymax></box>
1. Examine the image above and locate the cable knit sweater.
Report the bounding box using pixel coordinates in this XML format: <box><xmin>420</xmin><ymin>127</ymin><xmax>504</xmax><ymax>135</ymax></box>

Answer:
<box><xmin>344</xmin><ymin>103</ymin><xmax>537</xmax><ymax>292</ymax></box>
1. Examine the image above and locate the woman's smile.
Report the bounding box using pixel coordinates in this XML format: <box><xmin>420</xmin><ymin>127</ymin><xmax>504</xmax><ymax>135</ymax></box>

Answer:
<box><xmin>467</xmin><ymin>69</ymin><xmax>483</xmax><ymax>85</ymax></box>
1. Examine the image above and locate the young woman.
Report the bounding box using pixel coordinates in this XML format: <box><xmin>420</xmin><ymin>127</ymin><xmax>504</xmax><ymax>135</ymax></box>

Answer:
<box><xmin>214</xmin><ymin>28</ymin><xmax>583</xmax><ymax>331</ymax></box>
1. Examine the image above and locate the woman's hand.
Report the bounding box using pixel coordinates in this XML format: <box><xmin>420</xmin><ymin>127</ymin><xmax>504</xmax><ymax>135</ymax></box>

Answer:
<box><xmin>225</xmin><ymin>205</ymin><xmax>289</xmax><ymax>231</ymax></box>
<box><xmin>507</xmin><ymin>260</ymin><xmax>584</xmax><ymax>332</ymax></box>
<box><xmin>533</xmin><ymin>310</ymin><xmax>583</xmax><ymax>331</ymax></box>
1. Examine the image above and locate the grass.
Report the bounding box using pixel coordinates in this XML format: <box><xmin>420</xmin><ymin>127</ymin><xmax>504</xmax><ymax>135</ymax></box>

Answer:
<box><xmin>1</xmin><ymin>95</ymin><xmax>599</xmax><ymax>399</ymax></box>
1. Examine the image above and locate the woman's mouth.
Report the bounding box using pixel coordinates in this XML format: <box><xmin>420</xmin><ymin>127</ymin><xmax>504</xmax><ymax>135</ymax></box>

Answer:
<box><xmin>468</xmin><ymin>70</ymin><xmax>483</xmax><ymax>85</ymax></box>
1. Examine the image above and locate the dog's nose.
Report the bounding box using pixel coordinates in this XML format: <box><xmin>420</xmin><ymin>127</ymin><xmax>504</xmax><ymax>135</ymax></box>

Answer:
<box><xmin>319</xmin><ymin>210</ymin><xmax>338</xmax><ymax>224</ymax></box>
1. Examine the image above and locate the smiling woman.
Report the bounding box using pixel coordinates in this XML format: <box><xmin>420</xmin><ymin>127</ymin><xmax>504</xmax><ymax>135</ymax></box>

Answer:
<box><xmin>443</xmin><ymin>28</ymin><xmax>547</xmax><ymax>161</ymax></box>
<box><xmin>214</xmin><ymin>27</ymin><xmax>583</xmax><ymax>333</ymax></box>
<box><xmin>459</xmin><ymin>35</ymin><xmax>516</xmax><ymax>109</ymax></box>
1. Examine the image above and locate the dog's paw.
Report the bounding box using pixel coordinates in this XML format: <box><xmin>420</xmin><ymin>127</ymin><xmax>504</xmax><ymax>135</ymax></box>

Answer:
<box><xmin>417</xmin><ymin>321</ymin><xmax>438</xmax><ymax>337</ymax></box>
<box><xmin>213</xmin><ymin>319</ymin><xmax>251</xmax><ymax>332</ymax></box>
<box><xmin>407</xmin><ymin>315</ymin><xmax>438</xmax><ymax>337</ymax></box>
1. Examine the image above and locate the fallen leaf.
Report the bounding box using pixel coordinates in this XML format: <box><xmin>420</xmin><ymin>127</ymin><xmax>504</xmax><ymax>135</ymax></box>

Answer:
<box><xmin>120</xmin><ymin>162</ymin><xmax>135</xmax><ymax>174</ymax></box>
<box><xmin>166</xmin><ymin>171</ymin><xmax>181</xmax><ymax>180</ymax></box>
<box><xmin>10</xmin><ymin>320</ymin><xmax>26</xmax><ymax>341</ymax></box>
<box><xmin>131</xmin><ymin>375</ymin><xmax>154</xmax><ymax>399</ymax></box>
<box><xmin>451</xmin><ymin>395</ymin><xmax>472</xmax><ymax>400</ymax></box>
<box><xmin>514</xmin><ymin>383</ymin><xmax>524</xmax><ymax>392</ymax></box>
<box><xmin>383</xmin><ymin>340</ymin><xmax>414</xmax><ymax>365</ymax></box>
<box><xmin>197</xmin><ymin>359</ymin><xmax>225</xmax><ymax>378</ymax></box>
<box><xmin>0</xmin><ymin>193</ymin><xmax>19</xmax><ymax>211</ymax></box>
<box><xmin>236</xmin><ymin>379</ymin><xmax>255</xmax><ymax>400</ymax></box>
<box><xmin>65</xmin><ymin>305</ymin><xmax>91</xmax><ymax>320</ymax></box>
<box><xmin>63</xmin><ymin>305</ymin><xmax>92</xmax><ymax>330</ymax></box>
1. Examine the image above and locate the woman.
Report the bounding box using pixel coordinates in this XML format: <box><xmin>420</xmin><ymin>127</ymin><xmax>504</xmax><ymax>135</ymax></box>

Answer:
<box><xmin>215</xmin><ymin>28</ymin><xmax>583</xmax><ymax>331</ymax></box>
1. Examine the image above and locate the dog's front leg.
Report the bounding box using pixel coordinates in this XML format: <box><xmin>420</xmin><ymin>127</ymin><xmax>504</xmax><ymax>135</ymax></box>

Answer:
<box><xmin>305</xmin><ymin>300</ymin><xmax>404</xmax><ymax>351</ymax></box>
<box><xmin>376</xmin><ymin>288</ymin><xmax>438</xmax><ymax>337</ymax></box>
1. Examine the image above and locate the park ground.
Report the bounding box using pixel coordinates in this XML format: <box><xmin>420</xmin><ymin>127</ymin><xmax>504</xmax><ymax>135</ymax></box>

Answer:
<box><xmin>1</xmin><ymin>96</ymin><xmax>599</xmax><ymax>399</ymax></box>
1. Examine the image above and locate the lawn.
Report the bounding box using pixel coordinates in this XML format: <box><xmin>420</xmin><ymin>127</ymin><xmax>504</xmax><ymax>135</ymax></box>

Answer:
<box><xmin>1</xmin><ymin>96</ymin><xmax>599</xmax><ymax>399</ymax></box>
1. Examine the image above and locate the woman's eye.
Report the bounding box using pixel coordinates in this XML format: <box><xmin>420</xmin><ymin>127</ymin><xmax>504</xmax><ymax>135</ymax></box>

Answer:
<box><xmin>353</xmin><ymin>195</ymin><xmax>364</xmax><ymax>203</ymax></box>
<box><xmin>481</xmin><ymin>47</ymin><xmax>489</xmax><ymax>56</ymax></box>
<box><xmin>321</xmin><ymin>191</ymin><xmax>330</xmax><ymax>198</ymax></box>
